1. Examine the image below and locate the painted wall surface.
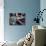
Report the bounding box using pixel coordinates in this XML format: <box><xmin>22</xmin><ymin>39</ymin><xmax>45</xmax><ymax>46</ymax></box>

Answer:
<box><xmin>40</xmin><ymin>0</ymin><xmax>46</xmax><ymax>26</ymax></box>
<box><xmin>0</xmin><ymin>0</ymin><xmax>4</xmax><ymax>42</ymax></box>
<box><xmin>4</xmin><ymin>0</ymin><xmax>40</xmax><ymax>42</ymax></box>
<box><xmin>40</xmin><ymin>0</ymin><xmax>46</xmax><ymax>45</ymax></box>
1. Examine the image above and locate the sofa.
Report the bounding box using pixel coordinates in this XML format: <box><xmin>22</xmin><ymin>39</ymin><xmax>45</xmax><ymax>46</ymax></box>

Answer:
<box><xmin>1</xmin><ymin>25</ymin><xmax>46</xmax><ymax>46</ymax></box>
<box><xmin>32</xmin><ymin>25</ymin><xmax>46</xmax><ymax>46</ymax></box>
<box><xmin>17</xmin><ymin>25</ymin><xmax>46</xmax><ymax>46</ymax></box>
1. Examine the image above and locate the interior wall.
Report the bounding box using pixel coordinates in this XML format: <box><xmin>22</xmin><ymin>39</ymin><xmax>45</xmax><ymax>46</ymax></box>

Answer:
<box><xmin>40</xmin><ymin>0</ymin><xmax>46</xmax><ymax>45</ymax></box>
<box><xmin>0</xmin><ymin>0</ymin><xmax>4</xmax><ymax>42</ymax></box>
<box><xmin>4</xmin><ymin>0</ymin><xmax>40</xmax><ymax>42</ymax></box>
<box><xmin>40</xmin><ymin>0</ymin><xmax>46</xmax><ymax>26</ymax></box>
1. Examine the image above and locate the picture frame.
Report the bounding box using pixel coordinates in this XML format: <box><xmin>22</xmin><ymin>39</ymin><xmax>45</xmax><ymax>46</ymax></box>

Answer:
<box><xmin>9</xmin><ymin>13</ymin><xmax>26</xmax><ymax>25</ymax></box>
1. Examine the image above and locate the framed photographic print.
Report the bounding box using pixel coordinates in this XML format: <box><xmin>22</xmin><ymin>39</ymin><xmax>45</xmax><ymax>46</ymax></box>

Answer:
<box><xmin>9</xmin><ymin>13</ymin><xmax>26</xmax><ymax>25</ymax></box>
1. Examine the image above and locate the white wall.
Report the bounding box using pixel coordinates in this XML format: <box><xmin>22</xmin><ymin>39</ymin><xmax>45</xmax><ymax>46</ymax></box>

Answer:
<box><xmin>0</xmin><ymin>0</ymin><xmax>4</xmax><ymax>42</ymax></box>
